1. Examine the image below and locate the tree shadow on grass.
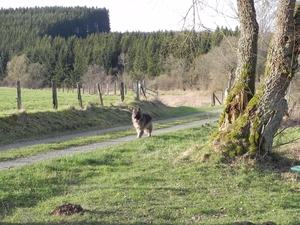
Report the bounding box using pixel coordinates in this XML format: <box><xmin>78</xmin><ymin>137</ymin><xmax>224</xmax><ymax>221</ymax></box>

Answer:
<box><xmin>0</xmin><ymin>154</ymin><xmax>133</xmax><ymax>219</ymax></box>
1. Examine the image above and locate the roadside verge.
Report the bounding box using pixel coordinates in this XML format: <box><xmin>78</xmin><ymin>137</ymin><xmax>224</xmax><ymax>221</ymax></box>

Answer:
<box><xmin>0</xmin><ymin>109</ymin><xmax>222</xmax><ymax>170</ymax></box>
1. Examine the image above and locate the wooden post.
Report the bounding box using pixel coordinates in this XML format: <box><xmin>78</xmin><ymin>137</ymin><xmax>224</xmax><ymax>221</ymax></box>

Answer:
<box><xmin>214</xmin><ymin>92</ymin><xmax>222</xmax><ymax>105</ymax></box>
<box><xmin>142</xmin><ymin>80</ymin><xmax>146</xmax><ymax>92</ymax></box>
<box><xmin>96</xmin><ymin>83</ymin><xmax>104</xmax><ymax>106</ymax></box>
<box><xmin>114</xmin><ymin>81</ymin><xmax>117</xmax><ymax>95</ymax></box>
<box><xmin>211</xmin><ymin>92</ymin><xmax>215</xmax><ymax>106</ymax></box>
<box><xmin>77</xmin><ymin>83</ymin><xmax>83</xmax><ymax>108</ymax></box>
<box><xmin>211</xmin><ymin>92</ymin><xmax>222</xmax><ymax>106</ymax></box>
<box><xmin>52</xmin><ymin>80</ymin><xmax>58</xmax><ymax>109</ymax></box>
<box><xmin>120</xmin><ymin>82</ymin><xmax>125</xmax><ymax>102</ymax></box>
<box><xmin>16</xmin><ymin>80</ymin><xmax>22</xmax><ymax>110</ymax></box>
<box><xmin>141</xmin><ymin>84</ymin><xmax>147</xmax><ymax>100</ymax></box>
<box><xmin>136</xmin><ymin>81</ymin><xmax>140</xmax><ymax>101</ymax></box>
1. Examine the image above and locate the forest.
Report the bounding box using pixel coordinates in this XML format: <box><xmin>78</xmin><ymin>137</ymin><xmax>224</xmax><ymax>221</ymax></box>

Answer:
<box><xmin>0</xmin><ymin>6</ymin><xmax>240</xmax><ymax>90</ymax></box>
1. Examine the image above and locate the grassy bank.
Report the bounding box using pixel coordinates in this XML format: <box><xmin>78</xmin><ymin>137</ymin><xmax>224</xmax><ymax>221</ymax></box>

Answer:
<box><xmin>0</xmin><ymin>87</ymin><xmax>219</xmax><ymax>145</ymax></box>
<box><xmin>0</xmin><ymin>114</ymin><xmax>220</xmax><ymax>162</ymax></box>
<box><xmin>1</xmin><ymin>123</ymin><xmax>300</xmax><ymax>224</ymax></box>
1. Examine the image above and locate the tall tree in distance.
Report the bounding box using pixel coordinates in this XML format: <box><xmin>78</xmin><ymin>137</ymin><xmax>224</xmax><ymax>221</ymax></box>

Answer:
<box><xmin>147</xmin><ymin>34</ymin><xmax>161</xmax><ymax>77</ymax></box>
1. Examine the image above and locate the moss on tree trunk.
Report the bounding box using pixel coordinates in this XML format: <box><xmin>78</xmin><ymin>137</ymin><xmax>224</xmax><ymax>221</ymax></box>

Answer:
<box><xmin>213</xmin><ymin>0</ymin><xmax>300</xmax><ymax>157</ymax></box>
<box><xmin>219</xmin><ymin>0</ymin><xmax>258</xmax><ymax>130</ymax></box>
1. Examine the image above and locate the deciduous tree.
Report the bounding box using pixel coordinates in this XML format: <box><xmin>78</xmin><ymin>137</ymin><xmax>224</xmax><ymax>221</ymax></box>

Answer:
<box><xmin>213</xmin><ymin>0</ymin><xmax>300</xmax><ymax>156</ymax></box>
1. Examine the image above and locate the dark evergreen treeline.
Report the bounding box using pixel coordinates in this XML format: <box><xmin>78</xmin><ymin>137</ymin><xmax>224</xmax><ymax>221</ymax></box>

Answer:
<box><xmin>0</xmin><ymin>7</ymin><xmax>239</xmax><ymax>88</ymax></box>
<box><xmin>0</xmin><ymin>6</ymin><xmax>110</xmax><ymax>47</ymax></box>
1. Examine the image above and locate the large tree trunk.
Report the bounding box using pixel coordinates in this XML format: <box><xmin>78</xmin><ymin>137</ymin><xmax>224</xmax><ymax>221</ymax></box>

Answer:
<box><xmin>213</xmin><ymin>0</ymin><xmax>300</xmax><ymax>156</ymax></box>
<box><xmin>253</xmin><ymin>0</ymin><xmax>299</xmax><ymax>154</ymax></box>
<box><xmin>219</xmin><ymin>0</ymin><xmax>258</xmax><ymax>130</ymax></box>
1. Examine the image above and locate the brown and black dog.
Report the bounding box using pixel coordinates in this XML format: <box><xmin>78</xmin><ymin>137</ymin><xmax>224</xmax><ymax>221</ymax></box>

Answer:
<box><xmin>132</xmin><ymin>108</ymin><xmax>153</xmax><ymax>138</ymax></box>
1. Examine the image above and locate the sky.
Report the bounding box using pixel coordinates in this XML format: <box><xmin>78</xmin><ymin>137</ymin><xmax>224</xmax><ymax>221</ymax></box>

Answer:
<box><xmin>1</xmin><ymin>0</ymin><xmax>240</xmax><ymax>32</ymax></box>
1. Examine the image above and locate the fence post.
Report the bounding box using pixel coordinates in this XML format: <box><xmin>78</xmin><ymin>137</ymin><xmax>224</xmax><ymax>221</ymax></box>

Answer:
<box><xmin>114</xmin><ymin>82</ymin><xmax>117</xmax><ymax>95</ymax></box>
<box><xmin>211</xmin><ymin>92</ymin><xmax>215</xmax><ymax>106</ymax></box>
<box><xmin>142</xmin><ymin>80</ymin><xmax>146</xmax><ymax>93</ymax></box>
<box><xmin>136</xmin><ymin>81</ymin><xmax>140</xmax><ymax>101</ymax></box>
<box><xmin>211</xmin><ymin>92</ymin><xmax>222</xmax><ymax>106</ymax></box>
<box><xmin>120</xmin><ymin>82</ymin><xmax>125</xmax><ymax>102</ymax></box>
<box><xmin>16</xmin><ymin>80</ymin><xmax>22</xmax><ymax>110</ymax></box>
<box><xmin>52</xmin><ymin>80</ymin><xmax>58</xmax><ymax>109</ymax></box>
<box><xmin>140</xmin><ymin>83</ymin><xmax>147</xmax><ymax>100</ymax></box>
<box><xmin>96</xmin><ymin>83</ymin><xmax>104</xmax><ymax>106</ymax></box>
<box><xmin>215</xmin><ymin>92</ymin><xmax>222</xmax><ymax>105</ymax></box>
<box><xmin>77</xmin><ymin>83</ymin><xmax>83</xmax><ymax>108</ymax></box>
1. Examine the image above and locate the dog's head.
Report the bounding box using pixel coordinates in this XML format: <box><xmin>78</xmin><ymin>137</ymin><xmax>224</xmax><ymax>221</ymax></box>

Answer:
<box><xmin>132</xmin><ymin>108</ymin><xmax>142</xmax><ymax>122</ymax></box>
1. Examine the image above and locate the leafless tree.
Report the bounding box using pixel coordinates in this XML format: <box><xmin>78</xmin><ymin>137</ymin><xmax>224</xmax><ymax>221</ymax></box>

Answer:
<box><xmin>255</xmin><ymin>0</ymin><xmax>277</xmax><ymax>33</ymax></box>
<box><xmin>117</xmin><ymin>52</ymin><xmax>126</xmax><ymax>83</ymax></box>
<box><xmin>183</xmin><ymin>0</ymin><xmax>276</xmax><ymax>33</ymax></box>
<box><xmin>82</xmin><ymin>65</ymin><xmax>107</xmax><ymax>87</ymax></box>
<box><xmin>2</xmin><ymin>55</ymin><xmax>47</xmax><ymax>88</ymax></box>
<box><xmin>213</xmin><ymin>0</ymin><xmax>300</xmax><ymax>156</ymax></box>
<box><xmin>204</xmin><ymin>36</ymin><xmax>238</xmax><ymax>92</ymax></box>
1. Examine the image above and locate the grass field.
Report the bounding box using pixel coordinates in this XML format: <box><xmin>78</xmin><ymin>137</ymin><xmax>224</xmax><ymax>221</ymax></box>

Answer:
<box><xmin>0</xmin><ymin>87</ymin><xmax>126</xmax><ymax>116</ymax></box>
<box><xmin>1</xmin><ymin>87</ymin><xmax>300</xmax><ymax>224</ymax></box>
<box><xmin>1</xmin><ymin>123</ymin><xmax>300</xmax><ymax>224</ymax></box>
<box><xmin>0</xmin><ymin>87</ymin><xmax>220</xmax><ymax>146</ymax></box>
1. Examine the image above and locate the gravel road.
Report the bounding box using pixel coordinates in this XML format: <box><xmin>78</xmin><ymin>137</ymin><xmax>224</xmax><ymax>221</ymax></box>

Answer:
<box><xmin>0</xmin><ymin>109</ymin><xmax>222</xmax><ymax>171</ymax></box>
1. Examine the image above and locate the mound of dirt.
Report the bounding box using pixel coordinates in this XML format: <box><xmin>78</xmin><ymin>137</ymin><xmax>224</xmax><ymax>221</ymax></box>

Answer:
<box><xmin>50</xmin><ymin>203</ymin><xmax>84</xmax><ymax>216</ymax></box>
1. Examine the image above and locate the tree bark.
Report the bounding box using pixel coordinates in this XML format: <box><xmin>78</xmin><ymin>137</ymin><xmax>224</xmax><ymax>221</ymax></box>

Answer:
<box><xmin>213</xmin><ymin>0</ymin><xmax>300</xmax><ymax>156</ymax></box>
<box><xmin>219</xmin><ymin>0</ymin><xmax>259</xmax><ymax>130</ymax></box>
<box><xmin>252</xmin><ymin>0</ymin><xmax>299</xmax><ymax>154</ymax></box>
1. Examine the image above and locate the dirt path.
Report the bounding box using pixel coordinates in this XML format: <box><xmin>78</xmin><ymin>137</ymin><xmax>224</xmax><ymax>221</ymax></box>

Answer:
<box><xmin>0</xmin><ymin>109</ymin><xmax>222</xmax><ymax>171</ymax></box>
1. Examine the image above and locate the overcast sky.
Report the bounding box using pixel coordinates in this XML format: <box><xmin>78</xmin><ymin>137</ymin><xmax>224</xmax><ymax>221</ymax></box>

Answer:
<box><xmin>1</xmin><ymin>0</ymin><xmax>239</xmax><ymax>32</ymax></box>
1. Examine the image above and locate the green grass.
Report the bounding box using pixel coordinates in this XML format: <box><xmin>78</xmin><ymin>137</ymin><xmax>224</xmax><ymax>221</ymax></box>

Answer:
<box><xmin>0</xmin><ymin>114</ymin><xmax>219</xmax><ymax>162</ymax></box>
<box><xmin>0</xmin><ymin>87</ymin><xmax>221</xmax><ymax>146</ymax></box>
<box><xmin>0</xmin><ymin>87</ymin><xmax>121</xmax><ymax>115</ymax></box>
<box><xmin>1</xmin><ymin>123</ymin><xmax>300</xmax><ymax>224</ymax></box>
<box><xmin>2</xmin><ymin>87</ymin><xmax>299</xmax><ymax>224</ymax></box>
<box><xmin>0</xmin><ymin>87</ymin><xmax>215</xmax><ymax>116</ymax></box>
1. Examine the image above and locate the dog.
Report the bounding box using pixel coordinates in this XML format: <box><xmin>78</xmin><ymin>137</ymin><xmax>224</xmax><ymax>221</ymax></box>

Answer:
<box><xmin>132</xmin><ymin>108</ymin><xmax>153</xmax><ymax>138</ymax></box>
